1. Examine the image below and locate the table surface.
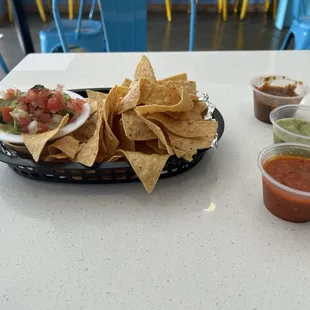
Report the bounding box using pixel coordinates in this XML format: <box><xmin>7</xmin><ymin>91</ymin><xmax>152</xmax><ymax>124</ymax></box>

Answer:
<box><xmin>1</xmin><ymin>51</ymin><xmax>310</xmax><ymax>310</ymax></box>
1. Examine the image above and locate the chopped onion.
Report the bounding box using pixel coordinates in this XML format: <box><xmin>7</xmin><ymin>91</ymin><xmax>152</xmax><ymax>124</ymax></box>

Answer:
<box><xmin>52</xmin><ymin>114</ymin><xmax>63</xmax><ymax>124</ymax></box>
<box><xmin>28</xmin><ymin>120</ymin><xmax>38</xmax><ymax>134</ymax></box>
<box><xmin>10</xmin><ymin>108</ymin><xmax>28</xmax><ymax>119</ymax></box>
<box><xmin>56</xmin><ymin>84</ymin><xmax>64</xmax><ymax>93</ymax></box>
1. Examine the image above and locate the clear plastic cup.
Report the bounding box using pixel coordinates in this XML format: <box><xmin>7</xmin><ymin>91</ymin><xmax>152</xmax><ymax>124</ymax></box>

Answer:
<box><xmin>270</xmin><ymin>104</ymin><xmax>310</xmax><ymax>145</ymax></box>
<box><xmin>258</xmin><ymin>143</ymin><xmax>310</xmax><ymax>222</ymax></box>
<box><xmin>250</xmin><ymin>75</ymin><xmax>309</xmax><ymax>124</ymax></box>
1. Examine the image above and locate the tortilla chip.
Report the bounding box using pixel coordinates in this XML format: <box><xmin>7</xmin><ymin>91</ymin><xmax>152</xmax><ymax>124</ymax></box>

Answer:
<box><xmin>146</xmin><ymin>140</ymin><xmax>168</xmax><ymax>155</ymax></box>
<box><xmin>158</xmin><ymin>73</ymin><xmax>188</xmax><ymax>83</ymax></box>
<box><xmin>122</xmin><ymin>110</ymin><xmax>156</xmax><ymax>141</ymax></box>
<box><xmin>120</xmin><ymin>150</ymin><xmax>169</xmax><ymax>193</ymax></box>
<box><xmin>134</xmin><ymin>109</ymin><xmax>174</xmax><ymax>155</ymax></box>
<box><xmin>86</xmin><ymin>90</ymin><xmax>103</xmax><ymax>114</ymax></box>
<box><xmin>23</xmin><ymin>114</ymin><xmax>69</xmax><ymax>162</ymax></box>
<box><xmin>72</xmin><ymin>112</ymin><xmax>98</xmax><ymax>142</ymax></box>
<box><xmin>107</xmin><ymin>153</ymin><xmax>125</xmax><ymax>162</ymax></box>
<box><xmin>48</xmin><ymin>135</ymin><xmax>80</xmax><ymax>159</ymax></box>
<box><xmin>136</xmin><ymin>88</ymin><xmax>193</xmax><ymax>115</ymax></box>
<box><xmin>115</xmin><ymin>119</ymin><xmax>135</xmax><ymax>151</ymax></box>
<box><xmin>102</xmin><ymin>86</ymin><xmax>125</xmax><ymax>159</ymax></box>
<box><xmin>134</xmin><ymin>55</ymin><xmax>156</xmax><ymax>83</ymax></box>
<box><xmin>121</xmin><ymin>78</ymin><xmax>132</xmax><ymax>87</ymax></box>
<box><xmin>45</xmin><ymin>153</ymin><xmax>70</xmax><ymax>162</ymax></box>
<box><xmin>134</xmin><ymin>141</ymin><xmax>156</xmax><ymax>155</ymax></box>
<box><xmin>142</xmin><ymin>83</ymin><xmax>180</xmax><ymax>106</ymax></box>
<box><xmin>118</xmin><ymin>78</ymin><xmax>151</xmax><ymax>114</ymax></box>
<box><xmin>75</xmin><ymin>103</ymin><xmax>103</xmax><ymax>167</ymax></box>
<box><xmin>167</xmin><ymin>100</ymin><xmax>208</xmax><ymax>121</ymax></box>
<box><xmin>164</xmin><ymin>80</ymin><xmax>197</xmax><ymax>97</ymax></box>
<box><xmin>171</xmin><ymin>146</ymin><xmax>189</xmax><ymax>160</ymax></box>
<box><xmin>147</xmin><ymin>113</ymin><xmax>217</xmax><ymax>138</ymax></box>
<box><xmin>167</xmin><ymin>125</ymin><xmax>217</xmax><ymax>161</ymax></box>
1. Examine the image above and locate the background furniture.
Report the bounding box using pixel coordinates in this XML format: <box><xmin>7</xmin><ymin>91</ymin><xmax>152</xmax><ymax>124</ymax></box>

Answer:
<box><xmin>0</xmin><ymin>54</ymin><xmax>9</xmax><ymax>74</ymax></box>
<box><xmin>7</xmin><ymin>0</ymin><xmax>35</xmax><ymax>55</ymax></box>
<box><xmin>7</xmin><ymin>0</ymin><xmax>47</xmax><ymax>23</ymax></box>
<box><xmin>40</xmin><ymin>0</ymin><xmax>109</xmax><ymax>53</ymax></box>
<box><xmin>280</xmin><ymin>0</ymin><xmax>310</xmax><ymax>49</ymax></box>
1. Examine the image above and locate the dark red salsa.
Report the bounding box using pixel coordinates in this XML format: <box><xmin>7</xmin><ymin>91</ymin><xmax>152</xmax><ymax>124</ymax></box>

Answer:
<box><xmin>262</xmin><ymin>156</ymin><xmax>310</xmax><ymax>222</ymax></box>
<box><xmin>253</xmin><ymin>79</ymin><xmax>301</xmax><ymax>124</ymax></box>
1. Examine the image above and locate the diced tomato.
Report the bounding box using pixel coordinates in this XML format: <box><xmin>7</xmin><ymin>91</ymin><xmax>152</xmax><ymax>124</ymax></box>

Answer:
<box><xmin>5</xmin><ymin>88</ymin><xmax>16</xmax><ymax>100</ymax></box>
<box><xmin>2</xmin><ymin>107</ymin><xmax>13</xmax><ymax>123</ymax></box>
<box><xmin>47</xmin><ymin>97</ymin><xmax>62</xmax><ymax>113</ymax></box>
<box><xmin>68</xmin><ymin>98</ymin><xmax>85</xmax><ymax>115</ymax></box>
<box><xmin>33</xmin><ymin>108</ymin><xmax>52</xmax><ymax>123</ymax></box>
<box><xmin>22</xmin><ymin>125</ymin><xmax>29</xmax><ymax>133</ymax></box>
<box><xmin>39</xmin><ymin>113</ymin><xmax>52</xmax><ymax>123</ymax></box>
<box><xmin>18</xmin><ymin>116</ymin><xmax>30</xmax><ymax>126</ymax></box>
<box><xmin>54</xmin><ymin>91</ymin><xmax>65</xmax><ymax>106</ymax></box>
<box><xmin>26</xmin><ymin>89</ymin><xmax>39</xmax><ymax>102</ymax></box>
<box><xmin>37</xmin><ymin>122</ymin><xmax>49</xmax><ymax>132</ymax></box>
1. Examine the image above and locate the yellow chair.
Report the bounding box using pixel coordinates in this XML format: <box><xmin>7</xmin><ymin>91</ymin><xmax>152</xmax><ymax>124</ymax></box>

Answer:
<box><xmin>68</xmin><ymin>0</ymin><xmax>80</xmax><ymax>19</ymax></box>
<box><xmin>234</xmin><ymin>0</ymin><xmax>278</xmax><ymax>21</ymax></box>
<box><xmin>217</xmin><ymin>0</ymin><xmax>228</xmax><ymax>21</ymax></box>
<box><xmin>7</xmin><ymin>0</ymin><xmax>47</xmax><ymax>23</ymax></box>
<box><xmin>165</xmin><ymin>0</ymin><xmax>172</xmax><ymax>22</ymax></box>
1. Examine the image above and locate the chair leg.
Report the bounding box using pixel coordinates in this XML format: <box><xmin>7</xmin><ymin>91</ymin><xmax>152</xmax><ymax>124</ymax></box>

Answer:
<box><xmin>0</xmin><ymin>54</ymin><xmax>9</xmax><ymax>74</ymax></box>
<box><xmin>240</xmin><ymin>0</ymin><xmax>248</xmax><ymax>20</ymax></box>
<box><xmin>280</xmin><ymin>31</ymin><xmax>293</xmax><ymax>50</ymax></box>
<box><xmin>68</xmin><ymin>0</ymin><xmax>74</xmax><ymax>19</ymax></box>
<box><xmin>165</xmin><ymin>0</ymin><xmax>172</xmax><ymax>22</ymax></box>
<box><xmin>222</xmin><ymin>0</ymin><xmax>227</xmax><ymax>21</ymax></box>
<box><xmin>218</xmin><ymin>0</ymin><xmax>223</xmax><ymax>14</ymax></box>
<box><xmin>7</xmin><ymin>0</ymin><xmax>13</xmax><ymax>23</ymax></box>
<box><xmin>47</xmin><ymin>0</ymin><xmax>52</xmax><ymax>12</ymax></box>
<box><xmin>74</xmin><ymin>0</ymin><xmax>79</xmax><ymax>14</ymax></box>
<box><xmin>35</xmin><ymin>0</ymin><xmax>47</xmax><ymax>22</ymax></box>
<box><xmin>234</xmin><ymin>0</ymin><xmax>240</xmax><ymax>13</ymax></box>
<box><xmin>189</xmin><ymin>0</ymin><xmax>197</xmax><ymax>51</ymax></box>
<box><xmin>273</xmin><ymin>0</ymin><xmax>278</xmax><ymax>20</ymax></box>
<box><xmin>265</xmin><ymin>0</ymin><xmax>270</xmax><ymax>12</ymax></box>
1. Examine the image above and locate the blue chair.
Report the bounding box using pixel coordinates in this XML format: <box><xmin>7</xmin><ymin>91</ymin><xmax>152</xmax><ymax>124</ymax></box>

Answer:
<box><xmin>189</xmin><ymin>0</ymin><xmax>197</xmax><ymax>51</ymax></box>
<box><xmin>40</xmin><ymin>0</ymin><xmax>109</xmax><ymax>53</ymax></box>
<box><xmin>0</xmin><ymin>54</ymin><xmax>9</xmax><ymax>74</ymax></box>
<box><xmin>280</xmin><ymin>0</ymin><xmax>310</xmax><ymax>49</ymax></box>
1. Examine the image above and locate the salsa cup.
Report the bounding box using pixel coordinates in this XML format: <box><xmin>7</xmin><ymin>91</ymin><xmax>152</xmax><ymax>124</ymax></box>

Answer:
<box><xmin>250</xmin><ymin>75</ymin><xmax>309</xmax><ymax>124</ymax></box>
<box><xmin>270</xmin><ymin>104</ymin><xmax>310</xmax><ymax>145</ymax></box>
<box><xmin>258</xmin><ymin>143</ymin><xmax>310</xmax><ymax>223</ymax></box>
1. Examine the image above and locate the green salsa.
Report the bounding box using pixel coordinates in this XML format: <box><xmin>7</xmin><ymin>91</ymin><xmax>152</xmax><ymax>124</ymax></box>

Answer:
<box><xmin>0</xmin><ymin>123</ymin><xmax>20</xmax><ymax>134</ymax></box>
<box><xmin>274</xmin><ymin>118</ymin><xmax>310</xmax><ymax>144</ymax></box>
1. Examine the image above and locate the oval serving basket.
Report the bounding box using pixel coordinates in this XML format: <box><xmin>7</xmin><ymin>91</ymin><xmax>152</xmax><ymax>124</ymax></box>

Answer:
<box><xmin>0</xmin><ymin>88</ymin><xmax>225</xmax><ymax>184</ymax></box>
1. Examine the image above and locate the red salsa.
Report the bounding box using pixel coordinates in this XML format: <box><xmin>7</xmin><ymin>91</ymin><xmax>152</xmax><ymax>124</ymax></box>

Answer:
<box><xmin>262</xmin><ymin>156</ymin><xmax>310</xmax><ymax>222</ymax></box>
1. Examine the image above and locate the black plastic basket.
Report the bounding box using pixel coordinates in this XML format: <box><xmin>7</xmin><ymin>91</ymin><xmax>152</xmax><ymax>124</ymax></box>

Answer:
<box><xmin>0</xmin><ymin>88</ymin><xmax>225</xmax><ymax>184</ymax></box>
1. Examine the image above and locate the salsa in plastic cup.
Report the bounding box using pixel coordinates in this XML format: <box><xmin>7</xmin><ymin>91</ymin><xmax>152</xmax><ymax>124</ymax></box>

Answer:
<box><xmin>270</xmin><ymin>104</ymin><xmax>310</xmax><ymax>145</ymax></box>
<box><xmin>258</xmin><ymin>143</ymin><xmax>310</xmax><ymax>223</ymax></box>
<box><xmin>250</xmin><ymin>75</ymin><xmax>309</xmax><ymax>124</ymax></box>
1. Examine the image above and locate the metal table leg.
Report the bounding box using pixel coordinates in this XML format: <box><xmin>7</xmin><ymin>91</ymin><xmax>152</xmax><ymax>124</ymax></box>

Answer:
<box><xmin>9</xmin><ymin>0</ymin><xmax>34</xmax><ymax>55</ymax></box>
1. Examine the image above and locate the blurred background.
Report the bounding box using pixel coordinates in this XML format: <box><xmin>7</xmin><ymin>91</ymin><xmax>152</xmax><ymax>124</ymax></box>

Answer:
<box><xmin>0</xmin><ymin>0</ymin><xmax>309</xmax><ymax>80</ymax></box>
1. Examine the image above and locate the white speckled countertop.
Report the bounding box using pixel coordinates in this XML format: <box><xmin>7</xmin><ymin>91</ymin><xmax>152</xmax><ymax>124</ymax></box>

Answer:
<box><xmin>1</xmin><ymin>51</ymin><xmax>310</xmax><ymax>310</ymax></box>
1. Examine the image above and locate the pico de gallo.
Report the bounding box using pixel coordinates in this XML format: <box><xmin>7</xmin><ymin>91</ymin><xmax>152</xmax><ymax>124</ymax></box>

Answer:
<box><xmin>0</xmin><ymin>85</ymin><xmax>85</xmax><ymax>134</ymax></box>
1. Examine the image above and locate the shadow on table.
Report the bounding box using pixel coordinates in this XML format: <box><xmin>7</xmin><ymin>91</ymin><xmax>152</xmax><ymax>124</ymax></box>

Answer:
<box><xmin>1</xmin><ymin>137</ymin><xmax>238</xmax><ymax>225</ymax></box>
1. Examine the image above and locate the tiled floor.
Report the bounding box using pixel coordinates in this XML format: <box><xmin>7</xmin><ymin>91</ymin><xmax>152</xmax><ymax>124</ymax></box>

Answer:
<box><xmin>0</xmin><ymin>11</ymin><xmax>287</xmax><ymax>81</ymax></box>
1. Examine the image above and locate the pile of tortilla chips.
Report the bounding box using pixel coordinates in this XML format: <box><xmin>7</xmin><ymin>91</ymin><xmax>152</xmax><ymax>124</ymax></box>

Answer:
<box><xmin>16</xmin><ymin>56</ymin><xmax>218</xmax><ymax>193</ymax></box>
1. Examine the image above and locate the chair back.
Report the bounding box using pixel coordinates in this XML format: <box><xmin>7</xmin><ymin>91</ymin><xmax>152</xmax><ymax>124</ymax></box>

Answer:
<box><xmin>293</xmin><ymin>0</ymin><xmax>305</xmax><ymax>19</ymax></box>
<box><xmin>52</xmin><ymin>0</ymin><xmax>109</xmax><ymax>52</ymax></box>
